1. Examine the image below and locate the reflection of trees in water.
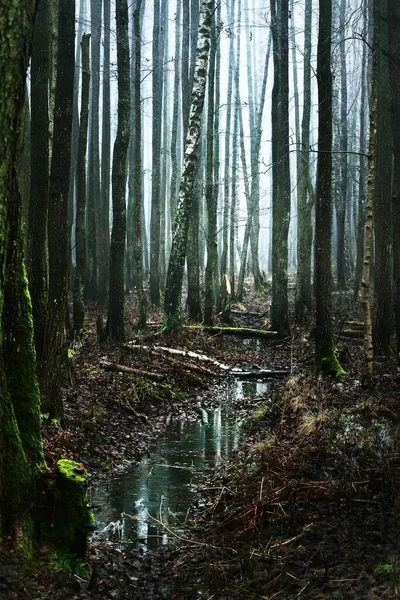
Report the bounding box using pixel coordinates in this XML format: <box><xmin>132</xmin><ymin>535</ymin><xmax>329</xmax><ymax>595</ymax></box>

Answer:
<box><xmin>94</xmin><ymin>379</ymin><xmax>268</xmax><ymax>549</ymax></box>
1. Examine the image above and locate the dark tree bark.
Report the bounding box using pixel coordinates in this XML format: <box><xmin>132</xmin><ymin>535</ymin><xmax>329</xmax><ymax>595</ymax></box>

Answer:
<box><xmin>73</xmin><ymin>34</ymin><xmax>91</xmax><ymax>336</ymax></box>
<box><xmin>98</xmin><ymin>0</ymin><xmax>111</xmax><ymax>304</ymax></box>
<box><xmin>170</xmin><ymin>0</ymin><xmax>182</xmax><ymax>227</ymax></box>
<box><xmin>314</xmin><ymin>0</ymin><xmax>344</xmax><ymax>376</ymax></box>
<box><xmin>40</xmin><ymin>0</ymin><xmax>75</xmax><ymax>418</ymax></box>
<box><xmin>295</xmin><ymin>0</ymin><xmax>313</xmax><ymax>323</ymax></box>
<box><xmin>133</xmin><ymin>0</ymin><xmax>147</xmax><ymax>327</ymax></box>
<box><xmin>336</xmin><ymin>0</ymin><xmax>348</xmax><ymax>290</ymax></box>
<box><xmin>219</xmin><ymin>0</ymin><xmax>235</xmax><ymax>310</ymax></box>
<box><xmin>107</xmin><ymin>0</ymin><xmax>130</xmax><ymax>341</ymax></box>
<box><xmin>204</xmin><ymin>11</ymin><xmax>218</xmax><ymax>325</ymax></box>
<box><xmin>28</xmin><ymin>0</ymin><xmax>49</xmax><ymax>361</ymax></box>
<box><xmin>373</xmin><ymin>0</ymin><xmax>393</xmax><ymax>354</ymax></box>
<box><xmin>86</xmin><ymin>0</ymin><xmax>102</xmax><ymax>300</ymax></box>
<box><xmin>149</xmin><ymin>0</ymin><xmax>164</xmax><ymax>306</ymax></box>
<box><xmin>68</xmin><ymin>0</ymin><xmax>86</xmax><ymax>268</ymax></box>
<box><xmin>388</xmin><ymin>0</ymin><xmax>400</xmax><ymax>361</ymax></box>
<box><xmin>270</xmin><ymin>0</ymin><xmax>290</xmax><ymax>335</ymax></box>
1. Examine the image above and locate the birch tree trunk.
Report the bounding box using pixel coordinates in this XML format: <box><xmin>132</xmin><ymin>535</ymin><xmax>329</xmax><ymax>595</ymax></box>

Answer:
<box><xmin>361</xmin><ymin>0</ymin><xmax>379</xmax><ymax>384</ymax></box>
<box><xmin>353</xmin><ymin>0</ymin><xmax>368</xmax><ymax>302</ymax></box>
<box><xmin>164</xmin><ymin>0</ymin><xmax>214</xmax><ymax>329</ymax></box>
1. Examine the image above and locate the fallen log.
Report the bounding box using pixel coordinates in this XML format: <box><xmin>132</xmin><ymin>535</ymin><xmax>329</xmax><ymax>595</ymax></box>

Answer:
<box><xmin>229</xmin><ymin>368</ymin><xmax>289</xmax><ymax>379</ymax></box>
<box><xmin>125</xmin><ymin>343</ymin><xmax>231</xmax><ymax>370</ymax></box>
<box><xmin>183</xmin><ymin>325</ymin><xmax>279</xmax><ymax>338</ymax></box>
<box><xmin>122</xmin><ymin>344</ymin><xmax>218</xmax><ymax>376</ymax></box>
<box><xmin>100</xmin><ymin>361</ymin><xmax>163</xmax><ymax>381</ymax></box>
<box><xmin>339</xmin><ymin>329</ymin><xmax>363</xmax><ymax>339</ymax></box>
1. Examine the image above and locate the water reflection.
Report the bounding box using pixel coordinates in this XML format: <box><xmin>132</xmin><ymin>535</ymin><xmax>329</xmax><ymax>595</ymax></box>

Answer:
<box><xmin>90</xmin><ymin>378</ymin><xmax>269</xmax><ymax>551</ymax></box>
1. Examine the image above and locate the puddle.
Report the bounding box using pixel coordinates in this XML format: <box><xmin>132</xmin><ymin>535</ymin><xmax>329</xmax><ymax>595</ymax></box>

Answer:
<box><xmin>90</xmin><ymin>378</ymin><xmax>271</xmax><ymax>552</ymax></box>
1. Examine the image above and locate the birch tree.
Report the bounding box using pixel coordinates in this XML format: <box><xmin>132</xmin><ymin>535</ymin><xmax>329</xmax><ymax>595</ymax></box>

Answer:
<box><xmin>164</xmin><ymin>0</ymin><xmax>214</xmax><ymax>329</ymax></box>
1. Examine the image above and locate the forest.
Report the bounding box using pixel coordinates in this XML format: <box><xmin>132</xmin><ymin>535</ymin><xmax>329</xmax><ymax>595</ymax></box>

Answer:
<box><xmin>0</xmin><ymin>0</ymin><xmax>399</xmax><ymax>597</ymax></box>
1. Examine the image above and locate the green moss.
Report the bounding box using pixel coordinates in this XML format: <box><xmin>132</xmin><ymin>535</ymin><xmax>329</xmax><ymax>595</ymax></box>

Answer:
<box><xmin>245</xmin><ymin>403</ymin><xmax>279</xmax><ymax>427</ymax></box>
<box><xmin>184</xmin><ymin>325</ymin><xmax>278</xmax><ymax>337</ymax></box>
<box><xmin>49</xmin><ymin>459</ymin><xmax>93</xmax><ymax>558</ymax></box>
<box><xmin>49</xmin><ymin>551</ymin><xmax>90</xmax><ymax>579</ymax></box>
<box><xmin>315</xmin><ymin>338</ymin><xmax>347</xmax><ymax>378</ymax></box>
<box><xmin>163</xmin><ymin>310</ymin><xmax>183</xmax><ymax>332</ymax></box>
<box><xmin>373</xmin><ymin>564</ymin><xmax>398</xmax><ymax>576</ymax></box>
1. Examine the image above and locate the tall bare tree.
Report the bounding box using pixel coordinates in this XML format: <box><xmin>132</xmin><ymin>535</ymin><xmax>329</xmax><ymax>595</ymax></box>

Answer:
<box><xmin>28</xmin><ymin>0</ymin><xmax>49</xmax><ymax>361</ymax></box>
<box><xmin>40</xmin><ymin>0</ymin><xmax>76</xmax><ymax>417</ymax></box>
<box><xmin>107</xmin><ymin>0</ymin><xmax>131</xmax><ymax>341</ymax></box>
<box><xmin>270</xmin><ymin>0</ymin><xmax>290</xmax><ymax>335</ymax></box>
<box><xmin>314</xmin><ymin>0</ymin><xmax>344</xmax><ymax>376</ymax></box>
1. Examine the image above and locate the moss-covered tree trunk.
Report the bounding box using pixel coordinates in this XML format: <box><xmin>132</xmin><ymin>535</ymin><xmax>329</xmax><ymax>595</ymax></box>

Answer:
<box><xmin>164</xmin><ymin>0</ymin><xmax>214</xmax><ymax>330</ymax></box>
<box><xmin>40</xmin><ymin>0</ymin><xmax>75</xmax><ymax>419</ymax></box>
<box><xmin>73</xmin><ymin>34</ymin><xmax>91</xmax><ymax>336</ymax></box>
<box><xmin>314</xmin><ymin>0</ymin><xmax>344</xmax><ymax>377</ymax></box>
<box><xmin>0</xmin><ymin>0</ymin><xmax>45</xmax><ymax>539</ymax></box>
<box><xmin>107</xmin><ymin>0</ymin><xmax>130</xmax><ymax>341</ymax></box>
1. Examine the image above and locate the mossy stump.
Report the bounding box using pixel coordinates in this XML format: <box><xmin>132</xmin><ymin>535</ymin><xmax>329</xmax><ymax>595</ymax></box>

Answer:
<box><xmin>52</xmin><ymin>459</ymin><xmax>93</xmax><ymax>558</ymax></box>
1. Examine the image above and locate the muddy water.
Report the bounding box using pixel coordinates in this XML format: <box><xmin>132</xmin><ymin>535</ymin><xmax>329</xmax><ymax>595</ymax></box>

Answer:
<box><xmin>90</xmin><ymin>379</ymin><xmax>270</xmax><ymax>552</ymax></box>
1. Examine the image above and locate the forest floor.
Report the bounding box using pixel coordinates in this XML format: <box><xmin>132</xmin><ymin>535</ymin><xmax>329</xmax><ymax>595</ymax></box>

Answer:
<box><xmin>1</xmin><ymin>284</ymin><xmax>400</xmax><ymax>599</ymax></box>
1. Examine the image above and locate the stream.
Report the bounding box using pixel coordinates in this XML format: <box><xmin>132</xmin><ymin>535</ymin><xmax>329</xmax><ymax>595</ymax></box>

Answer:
<box><xmin>90</xmin><ymin>379</ymin><xmax>271</xmax><ymax>552</ymax></box>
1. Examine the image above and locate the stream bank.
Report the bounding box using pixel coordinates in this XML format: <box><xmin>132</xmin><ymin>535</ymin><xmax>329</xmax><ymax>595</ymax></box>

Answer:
<box><xmin>2</xmin><ymin>295</ymin><xmax>400</xmax><ymax>599</ymax></box>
